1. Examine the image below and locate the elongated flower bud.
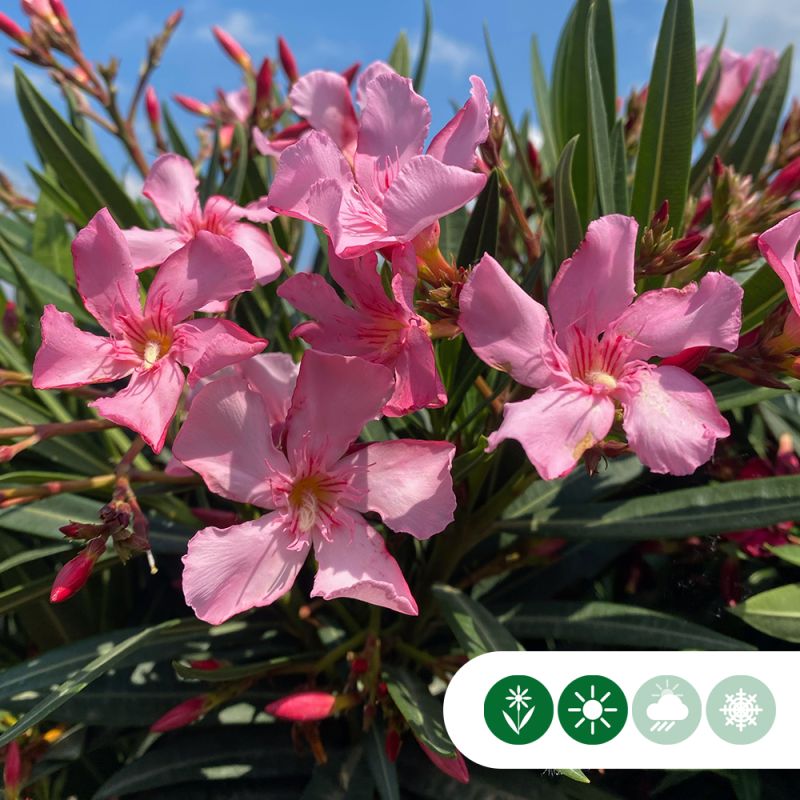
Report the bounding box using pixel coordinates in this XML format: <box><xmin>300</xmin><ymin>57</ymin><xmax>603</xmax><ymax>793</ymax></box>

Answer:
<box><xmin>419</xmin><ymin>741</ymin><xmax>469</xmax><ymax>784</ymax></box>
<box><xmin>174</xmin><ymin>94</ymin><xmax>212</xmax><ymax>116</ymax></box>
<box><xmin>212</xmin><ymin>25</ymin><xmax>252</xmax><ymax>72</ymax></box>
<box><xmin>278</xmin><ymin>36</ymin><xmax>299</xmax><ymax>83</ymax></box>
<box><xmin>49</xmin><ymin>537</ymin><xmax>105</xmax><ymax>603</ymax></box>
<box><xmin>0</xmin><ymin>13</ymin><xmax>28</xmax><ymax>45</ymax></box>
<box><xmin>265</xmin><ymin>691</ymin><xmax>336</xmax><ymax>721</ymax></box>
<box><xmin>49</xmin><ymin>0</ymin><xmax>69</xmax><ymax>24</ymax></box>
<box><xmin>165</xmin><ymin>8</ymin><xmax>182</xmax><ymax>31</ymax></box>
<box><xmin>3</xmin><ymin>740</ymin><xmax>22</xmax><ymax>800</ymax></box>
<box><xmin>255</xmin><ymin>58</ymin><xmax>273</xmax><ymax>108</ymax></box>
<box><xmin>385</xmin><ymin>728</ymin><xmax>401</xmax><ymax>762</ymax></box>
<box><xmin>767</xmin><ymin>156</ymin><xmax>800</xmax><ymax>198</ymax></box>
<box><xmin>150</xmin><ymin>695</ymin><xmax>207</xmax><ymax>732</ymax></box>
<box><xmin>145</xmin><ymin>85</ymin><xmax>161</xmax><ymax>127</ymax></box>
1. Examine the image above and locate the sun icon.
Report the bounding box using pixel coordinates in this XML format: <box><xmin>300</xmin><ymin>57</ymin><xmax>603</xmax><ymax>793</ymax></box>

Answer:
<box><xmin>559</xmin><ymin>676</ymin><xmax>628</xmax><ymax>744</ymax></box>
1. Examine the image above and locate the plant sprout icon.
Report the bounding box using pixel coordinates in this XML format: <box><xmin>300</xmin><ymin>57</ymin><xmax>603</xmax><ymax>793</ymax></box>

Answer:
<box><xmin>566</xmin><ymin>683</ymin><xmax>619</xmax><ymax>737</ymax></box>
<box><xmin>503</xmin><ymin>684</ymin><xmax>536</xmax><ymax>735</ymax></box>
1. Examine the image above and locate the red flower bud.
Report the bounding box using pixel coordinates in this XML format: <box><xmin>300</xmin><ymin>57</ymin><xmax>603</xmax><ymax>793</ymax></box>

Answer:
<box><xmin>652</xmin><ymin>199</ymin><xmax>669</xmax><ymax>227</ymax></box>
<box><xmin>350</xmin><ymin>657</ymin><xmax>369</xmax><ymax>675</ymax></box>
<box><xmin>188</xmin><ymin>658</ymin><xmax>223</xmax><ymax>671</ymax></box>
<box><xmin>527</xmin><ymin>140</ymin><xmax>541</xmax><ymax>181</ymax></box>
<box><xmin>278</xmin><ymin>36</ymin><xmax>299</xmax><ymax>83</ymax></box>
<box><xmin>49</xmin><ymin>0</ymin><xmax>69</xmax><ymax>24</ymax></box>
<box><xmin>385</xmin><ymin>728</ymin><xmax>401</xmax><ymax>762</ymax></box>
<box><xmin>3</xmin><ymin>740</ymin><xmax>22</xmax><ymax>800</ymax></box>
<box><xmin>150</xmin><ymin>695</ymin><xmax>206</xmax><ymax>732</ymax></box>
<box><xmin>672</xmin><ymin>233</ymin><xmax>704</xmax><ymax>258</ymax></box>
<box><xmin>212</xmin><ymin>26</ymin><xmax>252</xmax><ymax>72</ymax></box>
<box><xmin>2</xmin><ymin>301</ymin><xmax>18</xmax><ymax>338</ymax></box>
<box><xmin>713</xmin><ymin>155</ymin><xmax>725</xmax><ymax>178</ymax></box>
<box><xmin>265</xmin><ymin>691</ymin><xmax>336</xmax><ymax>722</ymax></box>
<box><xmin>255</xmin><ymin>58</ymin><xmax>273</xmax><ymax>107</ymax></box>
<box><xmin>145</xmin><ymin>86</ymin><xmax>160</xmax><ymax>127</ymax></box>
<box><xmin>49</xmin><ymin>537</ymin><xmax>105</xmax><ymax>603</ymax></box>
<box><xmin>418</xmin><ymin>741</ymin><xmax>470</xmax><ymax>784</ymax></box>
<box><xmin>341</xmin><ymin>61</ymin><xmax>360</xmax><ymax>86</ymax></box>
<box><xmin>0</xmin><ymin>13</ymin><xmax>28</xmax><ymax>45</ymax></box>
<box><xmin>174</xmin><ymin>94</ymin><xmax>212</xmax><ymax>116</ymax></box>
<box><xmin>767</xmin><ymin>156</ymin><xmax>800</xmax><ymax>198</ymax></box>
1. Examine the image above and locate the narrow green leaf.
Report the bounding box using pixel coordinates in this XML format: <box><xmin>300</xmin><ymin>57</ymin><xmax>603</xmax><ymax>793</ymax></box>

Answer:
<box><xmin>365</xmin><ymin>723</ymin><xmax>400</xmax><ymax>800</ymax></box>
<box><xmin>14</xmin><ymin>68</ymin><xmax>145</xmax><ymax>228</ymax></box>
<box><xmin>558</xmin><ymin>769</ymin><xmax>590</xmax><ymax>784</ymax></box>
<box><xmin>507</xmin><ymin>475</ymin><xmax>800</xmax><ymax>540</ymax></box>
<box><xmin>586</xmin><ymin>5</ymin><xmax>614</xmax><ymax>214</ymax></box>
<box><xmin>384</xmin><ymin>667</ymin><xmax>454</xmax><ymax>757</ymax></box>
<box><xmin>713</xmin><ymin>377</ymin><xmax>794</xmax><ymax>411</ymax></box>
<box><xmin>553</xmin><ymin>136</ymin><xmax>582</xmax><ymax>265</ymax></box>
<box><xmin>0</xmin><ymin>543</ymin><xmax>71</xmax><ymax>576</ymax></box>
<box><xmin>591</xmin><ymin>0</ymin><xmax>617</xmax><ymax>127</ymax></box>
<box><xmin>728</xmin><ymin>46</ymin><xmax>793</xmax><ymax>177</ymax></box>
<box><xmin>163</xmin><ymin>105</ymin><xmax>192</xmax><ymax>159</ymax></box>
<box><xmin>31</xmin><ymin>187</ymin><xmax>74</xmax><ymax>282</ymax></box>
<box><xmin>741</xmin><ymin>263</ymin><xmax>788</xmax><ymax>333</ymax></box>
<box><xmin>730</xmin><ymin>583</ymin><xmax>800</xmax><ymax>642</ymax></box>
<box><xmin>530</xmin><ymin>36</ymin><xmax>557</xmax><ymax>172</ymax></box>
<box><xmin>438</xmin><ymin>207</ymin><xmax>468</xmax><ymax>262</ymax></box>
<box><xmin>432</xmin><ymin>583</ymin><xmax>523</xmax><ymax>658</ymax></box>
<box><xmin>219</xmin><ymin>123</ymin><xmax>248</xmax><ymax>202</ymax></box>
<box><xmin>28</xmin><ymin>166</ymin><xmax>88</xmax><ymax>225</ymax></box>
<box><xmin>550</xmin><ymin>3</ymin><xmax>578</xmax><ymax>148</ymax></box>
<box><xmin>456</xmin><ymin>169</ymin><xmax>499</xmax><ymax>266</ymax></box>
<box><xmin>610</xmin><ymin>119</ymin><xmax>628</xmax><ymax>212</ymax></box>
<box><xmin>0</xmin><ymin>619</ymin><xmax>181</xmax><ymax>747</ymax></box>
<box><xmin>690</xmin><ymin>71</ymin><xmax>758</xmax><ymax>196</ymax></box>
<box><xmin>503</xmin><ymin>601</ymin><xmax>753</xmax><ymax>650</ymax></box>
<box><xmin>630</xmin><ymin>0</ymin><xmax>696</xmax><ymax>233</ymax></box>
<box><xmin>412</xmin><ymin>1</ymin><xmax>433</xmax><ymax>92</ymax></box>
<box><xmin>388</xmin><ymin>32</ymin><xmax>411</xmax><ymax>77</ymax></box>
<box><xmin>766</xmin><ymin>544</ymin><xmax>800</xmax><ymax>566</ymax></box>
<box><xmin>200</xmin><ymin>127</ymin><xmax>222</xmax><ymax>204</ymax></box>
<box><xmin>173</xmin><ymin>654</ymin><xmax>310</xmax><ymax>683</ymax></box>
<box><xmin>695</xmin><ymin>21</ymin><xmax>726</xmax><ymax>134</ymax></box>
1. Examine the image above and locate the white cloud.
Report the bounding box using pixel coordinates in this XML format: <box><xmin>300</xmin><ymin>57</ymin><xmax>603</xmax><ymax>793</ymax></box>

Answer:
<box><xmin>427</xmin><ymin>31</ymin><xmax>481</xmax><ymax>78</ymax></box>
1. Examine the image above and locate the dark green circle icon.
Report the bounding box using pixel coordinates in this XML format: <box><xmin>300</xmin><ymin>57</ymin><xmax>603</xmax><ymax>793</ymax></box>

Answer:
<box><xmin>483</xmin><ymin>675</ymin><xmax>554</xmax><ymax>744</ymax></box>
<box><xmin>558</xmin><ymin>675</ymin><xmax>628</xmax><ymax>744</ymax></box>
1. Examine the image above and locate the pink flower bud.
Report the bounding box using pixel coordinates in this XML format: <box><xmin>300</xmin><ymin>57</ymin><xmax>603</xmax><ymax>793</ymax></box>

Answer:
<box><xmin>49</xmin><ymin>0</ymin><xmax>69</xmax><ymax>24</ymax></box>
<box><xmin>145</xmin><ymin>86</ymin><xmax>160</xmax><ymax>127</ymax></box>
<box><xmin>672</xmin><ymin>233</ymin><xmax>703</xmax><ymax>258</ymax></box>
<box><xmin>255</xmin><ymin>58</ymin><xmax>273</xmax><ymax>107</ymax></box>
<box><xmin>652</xmin><ymin>199</ymin><xmax>669</xmax><ymax>227</ymax></box>
<box><xmin>527</xmin><ymin>140</ymin><xmax>541</xmax><ymax>181</ymax></box>
<box><xmin>188</xmin><ymin>658</ymin><xmax>223</xmax><ymax>671</ymax></box>
<box><xmin>212</xmin><ymin>25</ymin><xmax>252</xmax><ymax>72</ymax></box>
<box><xmin>173</xmin><ymin>94</ymin><xmax>212</xmax><ymax>116</ymax></box>
<box><xmin>278</xmin><ymin>36</ymin><xmax>299</xmax><ymax>83</ymax></box>
<box><xmin>265</xmin><ymin>691</ymin><xmax>336</xmax><ymax>722</ymax></box>
<box><xmin>341</xmin><ymin>61</ymin><xmax>360</xmax><ymax>86</ymax></box>
<box><xmin>49</xmin><ymin>537</ymin><xmax>105</xmax><ymax>603</ymax></box>
<box><xmin>3</xmin><ymin>740</ymin><xmax>22</xmax><ymax>800</ymax></box>
<box><xmin>0</xmin><ymin>13</ymin><xmax>28</xmax><ymax>44</ymax></box>
<box><xmin>418</xmin><ymin>741</ymin><xmax>469</xmax><ymax>784</ymax></box>
<box><xmin>165</xmin><ymin>8</ymin><xmax>183</xmax><ymax>31</ymax></box>
<box><xmin>3</xmin><ymin>301</ymin><xmax>18</xmax><ymax>338</ymax></box>
<box><xmin>150</xmin><ymin>695</ymin><xmax>206</xmax><ymax>732</ymax></box>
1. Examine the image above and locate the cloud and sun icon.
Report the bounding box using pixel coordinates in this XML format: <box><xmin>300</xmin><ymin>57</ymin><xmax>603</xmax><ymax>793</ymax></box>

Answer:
<box><xmin>646</xmin><ymin>679</ymin><xmax>690</xmax><ymax>732</ymax></box>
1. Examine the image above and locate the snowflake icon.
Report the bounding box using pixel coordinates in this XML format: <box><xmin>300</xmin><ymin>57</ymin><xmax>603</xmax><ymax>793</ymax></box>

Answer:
<box><xmin>720</xmin><ymin>688</ymin><xmax>763</xmax><ymax>733</ymax></box>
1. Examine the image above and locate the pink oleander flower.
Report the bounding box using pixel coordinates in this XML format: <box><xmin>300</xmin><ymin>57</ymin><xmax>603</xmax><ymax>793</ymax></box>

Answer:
<box><xmin>150</xmin><ymin>695</ymin><xmax>208</xmax><ymax>733</ymax></box>
<box><xmin>122</xmin><ymin>153</ymin><xmax>283</xmax><ymax>304</ymax></box>
<box><xmin>174</xmin><ymin>350</ymin><xmax>456</xmax><ymax>623</ymax></box>
<box><xmin>459</xmin><ymin>214</ymin><xmax>744</xmax><ymax>479</ymax></box>
<box><xmin>725</xmin><ymin>434</ymin><xmax>799</xmax><ymax>557</ymax></box>
<box><xmin>278</xmin><ymin>243</ymin><xmax>445</xmax><ymax>416</ymax></box>
<box><xmin>263</xmin><ymin>68</ymin><xmax>490</xmax><ymax>259</ymax></box>
<box><xmin>32</xmin><ymin>209</ymin><xmax>265</xmax><ymax>451</ymax></box>
<box><xmin>697</xmin><ymin>45</ymin><xmax>778</xmax><ymax>128</ymax></box>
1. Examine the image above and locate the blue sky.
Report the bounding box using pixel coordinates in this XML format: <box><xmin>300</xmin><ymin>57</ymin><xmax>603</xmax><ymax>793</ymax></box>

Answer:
<box><xmin>0</xmin><ymin>0</ymin><xmax>798</xmax><ymax>196</ymax></box>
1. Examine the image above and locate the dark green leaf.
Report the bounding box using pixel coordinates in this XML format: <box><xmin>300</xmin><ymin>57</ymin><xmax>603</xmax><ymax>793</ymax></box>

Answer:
<box><xmin>433</xmin><ymin>583</ymin><xmax>523</xmax><ymax>658</ymax></box>
<box><xmin>503</xmin><ymin>601</ymin><xmax>753</xmax><ymax>650</ymax></box>
<box><xmin>412</xmin><ymin>1</ymin><xmax>433</xmax><ymax>92</ymax></box>
<box><xmin>695</xmin><ymin>21</ymin><xmax>726</xmax><ymax>134</ymax></box>
<box><xmin>31</xmin><ymin>187</ymin><xmax>74</xmax><ymax>282</ymax></box>
<box><xmin>507</xmin><ymin>475</ymin><xmax>800</xmax><ymax>540</ymax></box>
<box><xmin>456</xmin><ymin>169</ymin><xmax>499</xmax><ymax>266</ymax></box>
<box><xmin>15</xmin><ymin>68</ymin><xmax>146</xmax><ymax>228</ymax></box>
<box><xmin>740</xmin><ymin>263</ymin><xmax>788</xmax><ymax>333</ymax></box>
<box><xmin>591</xmin><ymin>0</ymin><xmax>617</xmax><ymax>126</ymax></box>
<box><xmin>28</xmin><ymin>166</ymin><xmax>89</xmax><ymax>225</ymax></box>
<box><xmin>364</xmin><ymin>723</ymin><xmax>400</xmax><ymax>800</ymax></box>
<box><xmin>729</xmin><ymin>583</ymin><xmax>800</xmax><ymax>642</ymax></box>
<box><xmin>553</xmin><ymin>136</ymin><xmax>582</xmax><ymax>265</ymax></box>
<box><xmin>384</xmin><ymin>666</ymin><xmax>454</xmax><ymax>757</ymax></box>
<box><xmin>630</xmin><ymin>0</ymin><xmax>696</xmax><ymax>233</ymax></box>
<box><xmin>530</xmin><ymin>36</ymin><xmax>557</xmax><ymax>172</ymax></box>
<box><xmin>586</xmin><ymin>5</ymin><xmax>614</xmax><ymax>214</ymax></box>
<box><xmin>219</xmin><ymin>123</ymin><xmax>248</xmax><ymax>202</ymax></box>
<box><xmin>610</xmin><ymin>119</ymin><xmax>628</xmax><ymax>212</ymax></box>
<box><xmin>438</xmin><ymin>208</ymin><xmax>468</xmax><ymax>262</ymax></box>
<box><xmin>728</xmin><ymin>46</ymin><xmax>793</xmax><ymax>177</ymax></box>
<box><xmin>690</xmin><ymin>70</ymin><xmax>758</xmax><ymax>196</ymax></box>
<box><xmin>163</xmin><ymin>105</ymin><xmax>192</xmax><ymax>159</ymax></box>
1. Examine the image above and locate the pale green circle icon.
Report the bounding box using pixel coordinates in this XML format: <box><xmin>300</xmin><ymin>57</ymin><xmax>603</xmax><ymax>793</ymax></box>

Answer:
<box><xmin>707</xmin><ymin>676</ymin><xmax>776</xmax><ymax>744</ymax></box>
<box><xmin>632</xmin><ymin>676</ymin><xmax>701</xmax><ymax>744</ymax></box>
